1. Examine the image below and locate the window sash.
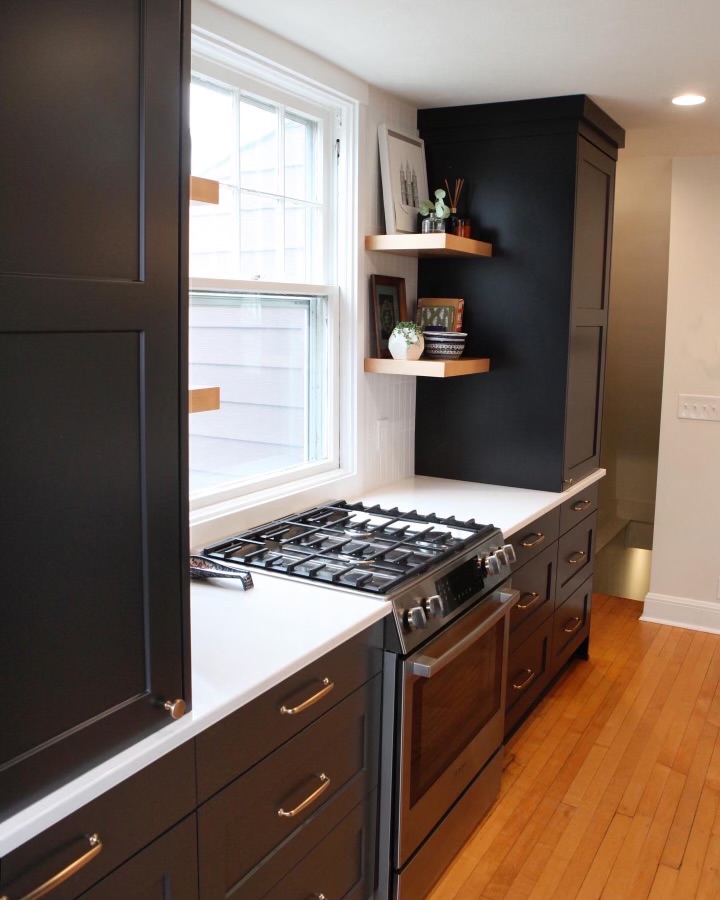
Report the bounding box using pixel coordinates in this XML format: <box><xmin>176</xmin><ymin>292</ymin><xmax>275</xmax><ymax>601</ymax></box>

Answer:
<box><xmin>188</xmin><ymin>278</ymin><xmax>340</xmax><ymax>510</ymax></box>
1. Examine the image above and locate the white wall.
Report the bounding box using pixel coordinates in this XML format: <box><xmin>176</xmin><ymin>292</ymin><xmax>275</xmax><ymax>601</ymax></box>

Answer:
<box><xmin>644</xmin><ymin>155</ymin><xmax>720</xmax><ymax>631</ymax></box>
<box><xmin>599</xmin><ymin>156</ymin><xmax>671</xmax><ymax>542</ymax></box>
<box><xmin>190</xmin><ymin>1</ymin><xmax>417</xmax><ymax>545</ymax></box>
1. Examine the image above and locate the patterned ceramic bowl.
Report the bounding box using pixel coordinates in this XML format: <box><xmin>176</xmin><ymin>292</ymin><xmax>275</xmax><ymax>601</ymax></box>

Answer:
<box><xmin>423</xmin><ymin>331</ymin><xmax>466</xmax><ymax>359</ymax></box>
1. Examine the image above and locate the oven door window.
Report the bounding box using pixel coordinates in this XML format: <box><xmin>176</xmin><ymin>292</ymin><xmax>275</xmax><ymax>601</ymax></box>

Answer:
<box><xmin>409</xmin><ymin>618</ymin><xmax>504</xmax><ymax>807</ymax></box>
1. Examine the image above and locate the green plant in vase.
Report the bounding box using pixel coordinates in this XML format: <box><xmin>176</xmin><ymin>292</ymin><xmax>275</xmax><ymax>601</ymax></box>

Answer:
<box><xmin>419</xmin><ymin>189</ymin><xmax>451</xmax><ymax>233</ymax></box>
<box><xmin>388</xmin><ymin>321</ymin><xmax>424</xmax><ymax>360</ymax></box>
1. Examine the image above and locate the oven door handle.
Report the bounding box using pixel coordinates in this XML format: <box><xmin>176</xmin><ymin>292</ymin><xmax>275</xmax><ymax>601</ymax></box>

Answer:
<box><xmin>409</xmin><ymin>589</ymin><xmax>519</xmax><ymax>678</ymax></box>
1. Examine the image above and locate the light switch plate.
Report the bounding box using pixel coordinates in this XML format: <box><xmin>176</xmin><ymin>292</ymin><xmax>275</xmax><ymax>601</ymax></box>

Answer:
<box><xmin>677</xmin><ymin>394</ymin><xmax>720</xmax><ymax>421</ymax></box>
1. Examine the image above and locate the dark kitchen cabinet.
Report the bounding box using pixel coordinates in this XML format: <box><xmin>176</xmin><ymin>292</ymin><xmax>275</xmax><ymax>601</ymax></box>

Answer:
<box><xmin>0</xmin><ymin>744</ymin><xmax>197</xmax><ymax>900</ymax></box>
<box><xmin>415</xmin><ymin>95</ymin><xmax>623</xmax><ymax>492</ymax></box>
<box><xmin>0</xmin><ymin>0</ymin><xmax>190</xmax><ymax>819</ymax></box>
<box><xmin>504</xmin><ymin>486</ymin><xmax>598</xmax><ymax>738</ymax></box>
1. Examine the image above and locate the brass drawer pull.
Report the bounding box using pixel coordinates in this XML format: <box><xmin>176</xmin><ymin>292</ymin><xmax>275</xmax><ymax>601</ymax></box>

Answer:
<box><xmin>516</xmin><ymin>591</ymin><xmax>540</xmax><ymax>610</ymax></box>
<box><xmin>520</xmin><ymin>532</ymin><xmax>545</xmax><ymax>548</ymax></box>
<box><xmin>512</xmin><ymin>668</ymin><xmax>536</xmax><ymax>691</ymax></box>
<box><xmin>563</xmin><ymin>616</ymin><xmax>582</xmax><ymax>634</ymax></box>
<box><xmin>571</xmin><ymin>499</ymin><xmax>592</xmax><ymax>512</ymax></box>
<box><xmin>278</xmin><ymin>773</ymin><xmax>330</xmax><ymax>818</ymax></box>
<box><xmin>567</xmin><ymin>550</ymin><xmax>586</xmax><ymax>565</ymax></box>
<box><xmin>280</xmin><ymin>678</ymin><xmax>334</xmax><ymax>715</ymax></box>
<box><xmin>1</xmin><ymin>833</ymin><xmax>102</xmax><ymax>900</ymax></box>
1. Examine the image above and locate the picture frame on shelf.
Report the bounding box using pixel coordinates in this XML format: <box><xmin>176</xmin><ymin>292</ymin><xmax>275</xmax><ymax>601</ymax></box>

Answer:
<box><xmin>370</xmin><ymin>275</ymin><xmax>408</xmax><ymax>358</ymax></box>
<box><xmin>378</xmin><ymin>125</ymin><xmax>429</xmax><ymax>235</ymax></box>
<box><xmin>416</xmin><ymin>297</ymin><xmax>465</xmax><ymax>332</ymax></box>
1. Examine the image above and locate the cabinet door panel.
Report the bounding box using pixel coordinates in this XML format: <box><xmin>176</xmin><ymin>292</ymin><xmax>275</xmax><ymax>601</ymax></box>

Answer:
<box><xmin>0</xmin><ymin>0</ymin><xmax>189</xmax><ymax>820</ymax></box>
<box><xmin>78</xmin><ymin>816</ymin><xmax>198</xmax><ymax>900</ymax></box>
<box><xmin>563</xmin><ymin>137</ymin><xmax>614</xmax><ymax>486</ymax></box>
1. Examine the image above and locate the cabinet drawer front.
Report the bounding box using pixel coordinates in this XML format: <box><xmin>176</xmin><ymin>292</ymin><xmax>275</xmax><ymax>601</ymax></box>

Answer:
<box><xmin>505</xmin><ymin>616</ymin><xmax>553</xmax><ymax>736</ymax></box>
<box><xmin>77</xmin><ymin>816</ymin><xmax>198</xmax><ymax>900</ymax></box>
<box><xmin>511</xmin><ymin>508</ymin><xmax>560</xmax><ymax>569</ymax></box>
<box><xmin>559</xmin><ymin>482</ymin><xmax>599</xmax><ymax>535</ymax></box>
<box><xmin>196</xmin><ymin>624</ymin><xmax>382</xmax><ymax>801</ymax></box>
<box><xmin>262</xmin><ymin>796</ymin><xmax>374</xmax><ymax>900</ymax></box>
<box><xmin>509</xmin><ymin>543</ymin><xmax>557</xmax><ymax>649</ymax></box>
<box><xmin>553</xmin><ymin>576</ymin><xmax>592</xmax><ymax>673</ymax></box>
<box><xmin>198</xmin><ymin>676</ymin><xmax>380</xmax><ymax>900</ymax></box>
<box><xmin>556</xmin><ymin>512</ymin><xmax>597</xmax><ymax>603</ymax></box>
<box><xmin>0</xmin><ymin>743</ymin><xmax>196</xmax><ymax>900</ymax></box>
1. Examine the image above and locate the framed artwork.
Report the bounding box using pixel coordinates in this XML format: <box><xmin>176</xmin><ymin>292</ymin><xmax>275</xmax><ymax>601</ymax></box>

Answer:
<box><xmin>378</xmin><ymin>125</ymin><xmax>429</xmax><ymax>235</ymax></box>
<box><xmin>370</xmin><ymin>275</ymin><xmax>408</xmax><ymax>358</ymax></box>
<box><xmin>416</xmin><ymin>297</ymin><xmax>465</xmax><ymax>332</ymax></box>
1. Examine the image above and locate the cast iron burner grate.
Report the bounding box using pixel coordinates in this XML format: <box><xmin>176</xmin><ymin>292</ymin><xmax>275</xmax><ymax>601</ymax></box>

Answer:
<box><xmin>202</xmin><ymin>501</ymin><xmax>495</xmax><ymax>594</ymax></box>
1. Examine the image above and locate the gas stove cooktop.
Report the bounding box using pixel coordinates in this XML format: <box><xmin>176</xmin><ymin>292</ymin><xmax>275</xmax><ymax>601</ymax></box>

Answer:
<box><xmin>202</xmin><ymin>500</ymin><xmax>496</xmax><ymax>596</ymax></box>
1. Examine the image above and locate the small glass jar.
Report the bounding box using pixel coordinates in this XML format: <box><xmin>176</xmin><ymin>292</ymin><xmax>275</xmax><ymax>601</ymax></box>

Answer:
<box><xmin>421</xmin><ymin>213</ymin><xmax>446</xmax><ymax>234</ymax></box>
<box><xmin>458</xmin><ymin>219</ymin><xmax>472</xmax><ymax>238</ymax></box>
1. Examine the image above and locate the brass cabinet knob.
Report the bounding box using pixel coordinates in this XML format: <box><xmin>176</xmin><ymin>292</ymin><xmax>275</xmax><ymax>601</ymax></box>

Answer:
<box><xmin>164</xmin><ymin>698</ymin><xmax>186</xmax><ymax>719</ymax></box>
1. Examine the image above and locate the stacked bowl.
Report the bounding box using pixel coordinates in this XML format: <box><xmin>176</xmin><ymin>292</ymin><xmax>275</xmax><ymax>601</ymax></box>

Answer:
<box><xmin>422</xmin><ymin>331</ymin><xmax>467</xmax><ymax>360</ymax></box>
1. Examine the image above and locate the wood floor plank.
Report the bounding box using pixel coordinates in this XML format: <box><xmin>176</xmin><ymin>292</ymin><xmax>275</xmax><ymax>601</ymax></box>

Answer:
<box><xmin>428</xmin><ymin>598</ymin><xmax>720</xmax><ymax>900</ymax></box>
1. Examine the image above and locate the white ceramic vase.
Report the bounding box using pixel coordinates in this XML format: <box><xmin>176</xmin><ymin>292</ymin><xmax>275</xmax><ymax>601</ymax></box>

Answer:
<box><xmin>388</xmin><ymin>330</ymin><xmax>424</xmax><ymax>361</ymax></box>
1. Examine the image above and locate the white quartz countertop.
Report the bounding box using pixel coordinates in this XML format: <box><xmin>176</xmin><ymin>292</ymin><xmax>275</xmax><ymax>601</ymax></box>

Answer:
<box><xmin>0</xmin><ymin>572</ymin><xmax>389</xmax><ymax>856</ymax></box>
<box><xmin>359</xmin><ymin>470</ymin><xmax>605</xmax><ymax>540</ymax></box>
<box><xmin>1</xmin><ymin>468</ymin><xmax>603</xmax><ymax>856</ymax></box>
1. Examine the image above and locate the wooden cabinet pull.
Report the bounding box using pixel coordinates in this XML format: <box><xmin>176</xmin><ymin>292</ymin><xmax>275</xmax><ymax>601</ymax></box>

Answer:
<box><xmin>520</xmin><ymin>532</ymin><xmax>545</xmax><ymax>548</ymax></box>
<box><xmin>278</xmin><ymin>773</ymin><xmax>330</xmax><ymax>817</ymax></box>
<box><xmin>567</xmin><ymin>550</ymin><xmax>586</xmax><ymax>565</ymax></box>
<box><xmin>563</xmin><ymin>617</ymin><xmax>582</xmax><ymax>634</ymax></box>
<box><xmin>512</xmin><ymin>668</ymin><xmax>536</xmax><ymax>691</ymax></box>
<box><xmin>1</xmin><ymin>833</ymin><xmax>102</xmax><ymax>900</ymax></box>
<box><xmin>571</xmin><ymin>499</ymin><xmax>592</xmax><ymax>511</ymax></box>
<box><xmin>280</xmin><ymin>678</ymin><xmax>334</xmax><ymax>715</ymax></box>
<box><xmin>516</xmin><ymin>591</ymin><xmax>540</xmax><ymax>610</ymax></box>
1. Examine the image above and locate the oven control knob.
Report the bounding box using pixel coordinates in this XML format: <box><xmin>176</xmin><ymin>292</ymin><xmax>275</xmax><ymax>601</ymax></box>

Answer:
<box><xmin>422</xmin><ymin>594</ymin><xmax>446</xmax><ymax>619</ymax></box>
<box><xmin>404</xmin><ymin>606</ymin><xmax>428</xmax><ymax>631</ymax></box>
<box><xmin>503</xmin><ymin>543</ymin><xmax>517</xmax><ymax>564</ymax></box>
<box><xmin>495</xmin><ymin>548</ymin><xmax>508</xmax><ymax>566</ymax></box>
<box><xmin>485</xmin><ymin>554</ymin><xmax>501</xmax><ymax>577</ymax></box>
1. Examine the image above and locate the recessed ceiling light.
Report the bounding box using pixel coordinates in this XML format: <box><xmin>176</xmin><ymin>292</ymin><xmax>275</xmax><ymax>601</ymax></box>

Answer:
<box><xmin>672</xmin><ymin>94</ymin><xmax>706</xmax><ymax>106</ymax></box>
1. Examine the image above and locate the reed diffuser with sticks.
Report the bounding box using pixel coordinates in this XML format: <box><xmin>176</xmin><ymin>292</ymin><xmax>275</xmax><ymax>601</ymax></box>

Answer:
<box><xmin>444</xmin><ymin>177</ymin><xmax>465</xmax><ymax>236</ymax></box>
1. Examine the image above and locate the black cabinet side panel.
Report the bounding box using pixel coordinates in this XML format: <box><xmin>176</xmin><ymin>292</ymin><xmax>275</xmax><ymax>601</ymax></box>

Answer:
<box><xmin>415</xmin><ymin>132</ymin><xmax>577</xmax><ymax>491</ymax></box>
<box><xmin>0</xmin><ymin>1</ymin><xmax>141</xmax><ymax>280</ymax></box>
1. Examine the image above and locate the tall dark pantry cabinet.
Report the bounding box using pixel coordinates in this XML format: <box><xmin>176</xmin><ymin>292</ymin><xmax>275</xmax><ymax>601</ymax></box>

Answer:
<box><xmin>0</xmin><ymin>0</ymin><xmax>190</xmax><ymax>819</ymax></box>
<box><xmin>415</xmin><ymin>96</ymin><xmax>624</xmax><ymax>492</ymax></box>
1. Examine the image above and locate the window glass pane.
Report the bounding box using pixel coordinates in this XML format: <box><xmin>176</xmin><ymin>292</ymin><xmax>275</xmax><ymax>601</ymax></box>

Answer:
<box><xmin>190</xmin><ymin>183</ymin><xmax>239</xmax><ymax>278</ymax></box>
<box><xmin>189</xmin><ymin>291</ymin><xmax>328</xmax><ymax>493</ymax></box>
<box><xmin>285</xmin><ymin>115</ymin><xmax>316</xmax><ymax>201</ymax></box>
<box><xmin>285</xmin><ymin>201</ymin><xmax>320</xmax><ymax>283</ymax></box>
<box><xmin>239</xmin><ymin>99</ymin><xmax>279</xmax><ymax>194</ymax></box>
<box><xmin>190</xmin><ymin>80</ymin><xmax>236</xmax><ymax>185</ymax></box>
<box><xmin>239</xmin><ymin>192</ymin><xmax>281</xmax><ymax>280</ymax></box>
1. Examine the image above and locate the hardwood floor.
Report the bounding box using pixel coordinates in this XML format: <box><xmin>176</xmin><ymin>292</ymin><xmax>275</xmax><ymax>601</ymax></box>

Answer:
<box><xmin>428</xmin><ymin>595</ymin><xmax>720</xmax><ymax>900</ymax></box>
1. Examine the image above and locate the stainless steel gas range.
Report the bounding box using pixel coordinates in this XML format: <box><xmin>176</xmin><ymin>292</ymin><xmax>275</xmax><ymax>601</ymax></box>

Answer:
<box><xmin>202</xmin><ymin>500</ymin><xmax>518</xmax><ymax>899</ymax></box>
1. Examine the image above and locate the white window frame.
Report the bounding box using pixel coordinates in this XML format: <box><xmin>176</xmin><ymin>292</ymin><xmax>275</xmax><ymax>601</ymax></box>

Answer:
<box><xmin>189</xmin><ymin>27</ymin><xmax>360</xmax><ymax>546</ymax></box>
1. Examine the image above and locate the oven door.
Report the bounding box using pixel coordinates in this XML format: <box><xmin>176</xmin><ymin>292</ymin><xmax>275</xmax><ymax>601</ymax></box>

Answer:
<box><xmin>396</xmin><ymin>587</ymin><xmax>516</xmax><ymax>866</ymax></box>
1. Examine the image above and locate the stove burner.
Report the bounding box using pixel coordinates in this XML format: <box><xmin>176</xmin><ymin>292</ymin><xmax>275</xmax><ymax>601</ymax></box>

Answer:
<box><xmin>203</xmin><ymin>500</ymin><xmax>495</xmax><ymax>595</ymax></box>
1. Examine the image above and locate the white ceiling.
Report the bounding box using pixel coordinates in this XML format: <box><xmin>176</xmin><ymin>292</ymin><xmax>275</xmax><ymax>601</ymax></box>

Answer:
<box><xmin>212</xmin><ymin>0</ymin><xmax>720</xmax><ymax>156</ymax></box>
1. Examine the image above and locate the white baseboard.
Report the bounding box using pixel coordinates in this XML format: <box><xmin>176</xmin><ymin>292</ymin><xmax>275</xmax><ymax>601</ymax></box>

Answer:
<box><xmin>642</xmin><ymin>592</ymin><xmax>720</xmax><ymax>634</ymax></box>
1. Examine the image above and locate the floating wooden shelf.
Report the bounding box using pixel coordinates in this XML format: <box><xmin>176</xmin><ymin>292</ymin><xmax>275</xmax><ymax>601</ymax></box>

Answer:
<box><xmin>364</xmin><ymin>357</ymin><xmax>490</xmax><ymax>378</ymax></box>
<box><xmin>190</xmin><ymin>176</ymin><xmax>220</xmax><ymax>205</ymax></box>
<box><xmin>189</xmin><ymin>385</ymin><xmax>220</xmax><ymax>413</ymax></box>
<box><xmin>365</xmin><ymin>233</ymin><xmax>492</xmax><ymax>258</ymax></box>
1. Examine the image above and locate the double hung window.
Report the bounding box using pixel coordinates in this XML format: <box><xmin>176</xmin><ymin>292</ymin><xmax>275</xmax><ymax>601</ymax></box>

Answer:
<box><xmin>189</xmin><ymin>49</ymin><xmax>345</xmax><ymax>507</ymax></box>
